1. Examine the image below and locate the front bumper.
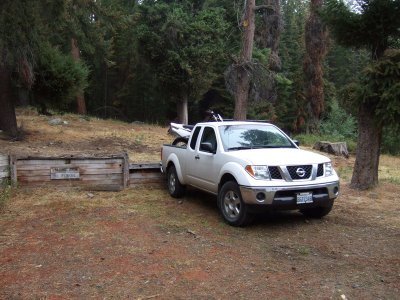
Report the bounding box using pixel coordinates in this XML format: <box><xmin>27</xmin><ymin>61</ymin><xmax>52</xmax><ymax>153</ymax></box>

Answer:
<box><xmin>239</xmin><ymin>181</ymin><xmax>339</xmax><ymax>207</ymax></box>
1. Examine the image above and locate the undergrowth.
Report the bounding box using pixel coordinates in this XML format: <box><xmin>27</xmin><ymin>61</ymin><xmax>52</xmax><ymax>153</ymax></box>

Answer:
<box><xmin>0</xmin><ymin>180</ymin><xmax>12</xmax><ymax>210</ymax></box>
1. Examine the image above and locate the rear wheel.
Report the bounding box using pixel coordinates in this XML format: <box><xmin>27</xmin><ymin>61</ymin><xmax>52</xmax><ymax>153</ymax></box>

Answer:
<box><xmin>167</xmin><ymin>165</ymin><xmax>185</xmax><ymax>198</ymax></box>
<box><xmin>300</xmin><ymin>204</ymin><xmax>333</xmax><ymax>218</ymax></box>
<box><xmin>218</xmin><ymin>181</ymin><xmax>251</xmax><ymax>226</ymax></box>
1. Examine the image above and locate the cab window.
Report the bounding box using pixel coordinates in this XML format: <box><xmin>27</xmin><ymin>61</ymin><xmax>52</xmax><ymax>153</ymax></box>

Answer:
<box><xmin>199</xmin><ymin>127</ymin><xmax>217</xmax><ymax>153</ymax></box>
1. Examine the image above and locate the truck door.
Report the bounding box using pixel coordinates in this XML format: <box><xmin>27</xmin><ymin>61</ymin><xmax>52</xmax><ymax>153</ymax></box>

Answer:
<box><xmin>184</xmin><ymin>125</ymin><xmax>201</xmax><ymax>185</ymax></box>
<box><xmin>187</xmin><ymin>126</ymin><xmax>220</xmax><ymax>193</ymax></box>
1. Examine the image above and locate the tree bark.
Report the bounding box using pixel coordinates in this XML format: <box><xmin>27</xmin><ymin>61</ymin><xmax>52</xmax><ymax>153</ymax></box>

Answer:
<box><xmin>303</xmin><ymin>0</ymin><xmax>327</xmax><ymax>133</ymax></box>
<box><xmin>176</xmin><ymin>95</ymin><xmax>188</xmax><ymax>125</ymax></box>
<box><xmin>71</xmin><ymin>38</ymin><xmax>87</xmax><ymax>115</ymax></box>
<box><xmin>234</xmin><ymin>0</ymin><xmax>256</xmax><ymax>121</ymax></box>
<box><xmin>0</xmin><ymin>65</ymin><xmax>18</xmax><ymax>137</ymax></box>
<box><xmin>350</xmin><ymin>102</ymin><xmax>381</xmax><ymax>190</ymax></box>
<box><xmin>264</xmin><ymin>0</ymin><xmax>282</xmax><ymax>72</ymax></box>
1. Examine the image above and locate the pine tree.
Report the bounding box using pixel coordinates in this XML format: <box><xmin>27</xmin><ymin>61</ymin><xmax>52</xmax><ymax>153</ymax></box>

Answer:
<box><xmin>323</xmin><ymin>0</ymin><xmax>400</xmax><ymax>189</ymax></box>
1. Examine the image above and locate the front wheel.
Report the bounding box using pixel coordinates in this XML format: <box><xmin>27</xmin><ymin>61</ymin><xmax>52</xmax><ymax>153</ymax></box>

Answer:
<box><xmin>218</xmin><ymin>181</ymin><xmax>251</xmax><ymax>226</ymax></box>
<box><xmin>167</xmin><ymin>165</ymin><xmax>185</xmax><ymax>198</ymax></box>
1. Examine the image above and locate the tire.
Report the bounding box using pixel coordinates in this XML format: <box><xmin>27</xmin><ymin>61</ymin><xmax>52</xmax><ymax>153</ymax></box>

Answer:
<box><xmin>172</xmin><ymin>137</ymin><xmax>188</xmax><ymax>147</ymax></box>
<box><xmin>300</xmin><ymin>203</ymin><xmax>333</xmax><ymax>218</ymax></box>
<box><xmin>167</xmin><ymin>165</ymin><xmax>185</xmax><ymax>198</ymax></box>
<box><xmin>218</xmin><ymin>181</ymin><xmax>251</xmax><ymax>226</ymax></box>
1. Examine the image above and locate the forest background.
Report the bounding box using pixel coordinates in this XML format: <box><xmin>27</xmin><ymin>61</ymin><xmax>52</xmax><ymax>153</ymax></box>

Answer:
<box><xmin>0</xmin><ymin>1</ymin><xmax>399</xmax><ymax>156</ymax></box>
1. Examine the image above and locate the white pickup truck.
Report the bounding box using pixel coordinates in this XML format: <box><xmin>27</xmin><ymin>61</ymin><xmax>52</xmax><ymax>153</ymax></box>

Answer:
<box><xmin>161</xmin><ymin>121</ymin><xmax>340</xmax><ymax>226</ymax></box>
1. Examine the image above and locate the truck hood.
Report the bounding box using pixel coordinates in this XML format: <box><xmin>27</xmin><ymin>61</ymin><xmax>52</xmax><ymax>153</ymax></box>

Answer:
<box><xmin>225</xmin><ymin>148</ymin><xmax>331</xmax><ymax>166</ymax></box>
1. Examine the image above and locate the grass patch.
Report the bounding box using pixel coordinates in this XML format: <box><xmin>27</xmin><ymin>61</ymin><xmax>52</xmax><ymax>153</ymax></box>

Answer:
<box><xmin>337</xmin><ymin>166</ymin><xmax>353</xmax><ymax>182</ymax></box>
<box><xmin>0</xmin><ymin>181</ymin><xmax>12</xmax><ymax>210</ymax></box>
<box><xmin>379</xmin><ymin>155</ymin><xmax>400</xmax><ymax>186</ymax></box>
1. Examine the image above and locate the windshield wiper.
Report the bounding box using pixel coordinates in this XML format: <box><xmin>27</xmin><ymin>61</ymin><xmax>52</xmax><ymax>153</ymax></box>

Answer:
<box><xmin>227</xmin><ymin>146</ymin><xmax>253</xmax><ymax>151</ymax></box>
<box><xmin>252</xmin><ymin>145</ymin><xmax>293</xmax><ymax>149</ymax></box>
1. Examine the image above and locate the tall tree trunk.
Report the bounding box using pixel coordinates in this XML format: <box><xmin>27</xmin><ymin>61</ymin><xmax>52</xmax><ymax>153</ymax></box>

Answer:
<box><xmin>350</xmin><ymin>102</ymin><xmax>381</xmax><ymax>189</ymax></box>
<box><xmin>264</xmin><ymin>0</ymin><xmax>282</xmax><ymax>72</ymax></box>
<box><xmin>176</xmin><ymin>95</ymin><xmax>188</xmax><ymax>125</ymax></box>
<box><xmin>71</xmin><ymin>38</ymin><xmax>87</xmax><ymax>115</ymax></box>
<box><xmin>303</xmin><ymin>0</ymin><xmax>327</xmax><ymax>133</ymax></box>
<box><xmin>234</xmin><ymin>0</ymin><xmax>256</xmax><ymax>121</ymax></box>
<box><xmin>351</xmin><ymin>44</ymin><xmax>387</xmax><ymax>190</ymax></box>
<box><xmin>0</xmin><ymin>66</ymin><xmax>18</xmax><ymax>137</ymax></box>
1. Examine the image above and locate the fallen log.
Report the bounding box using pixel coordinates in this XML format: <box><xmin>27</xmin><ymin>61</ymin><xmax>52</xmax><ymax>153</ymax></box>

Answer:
<box><xmin>313</xmin><ymin>141</ymin><xmax>349</xmax><ymax>158</ymax></box>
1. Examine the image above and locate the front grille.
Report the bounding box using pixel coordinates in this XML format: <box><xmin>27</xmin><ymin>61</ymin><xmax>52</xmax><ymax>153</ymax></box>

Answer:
<box><xmin>269</xmin><ymin>166</ymin><xmax>282</xmax><ymax>179</ymax></box>
<box><xmin>317</xmin><ymin>164</ymin><xmax>324</xmax><ymax>177</ymax></box>
<box><xmin>287</xmin><ymin>165</ymin><xmax>312</xmax><ymax>180</ymax></box>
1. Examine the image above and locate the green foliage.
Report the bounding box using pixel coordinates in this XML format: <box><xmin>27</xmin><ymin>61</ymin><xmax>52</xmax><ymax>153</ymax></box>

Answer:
<box><xmin>247</xmin><ymin>101</ymin><xmax>275</xmax><ymax>121</ymax></box>
<box><xmin>33</xmin><ymin>44</ymin><xmax>89</xmax><ymax>107</ymax></box>
<box><xmin>0</xmin><ymin>0</ymin><xmax>64</xmax><ymax>83</ymax></box>
<box><xmin>274</xmin><ymin>0</ymin><xmax>307</xmax><ymax>132</ymax></box>
<box><xmin>320</xmin><ymin>99</ymin><xmax>357</xmax><ymax>139</ymax></box>
<box><xmin>323</xmin><ymin>0</ymin><xmax>400</xmax><ymax>58</ymax></box>
<box><xmin>382</xmin><ymin>126</ymin><xmax>400</xmax><ymax>156</ymax></box>
<box><xmin>133</xmin><ymin>1</ymin><xmax>229</xmax><ymax>121</ymax></box>
<box><xmin>253</xmin><ymin>48</ymin><xmax>271</xmax><ymax>65</ymax></box>
<box><xmin>358</xmin><ymin>50</ymin><xmax>400</xmax><ymax>130</ymax></box>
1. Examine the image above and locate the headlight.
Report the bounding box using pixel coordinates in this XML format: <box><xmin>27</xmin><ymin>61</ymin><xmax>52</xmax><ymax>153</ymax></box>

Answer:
<box><xmin>324</xmin><ymin>162</ymin><xmax>333</xmax><ymax>176</ymax></box>
<box><xmin>245</xmin><ymin>165</ymin><xmax>270</xmax><ymax>180</ymax></box>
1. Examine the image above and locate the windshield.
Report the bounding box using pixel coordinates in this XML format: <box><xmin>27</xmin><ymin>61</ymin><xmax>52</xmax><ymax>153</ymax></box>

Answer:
<box><xmin>218</xmin><ymin>124</ymin><xmax>295</xmax><ymax>151</ymax></box>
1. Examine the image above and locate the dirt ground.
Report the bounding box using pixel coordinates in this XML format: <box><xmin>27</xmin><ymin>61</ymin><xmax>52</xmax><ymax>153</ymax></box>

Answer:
<box><xmin>0</xmin><ymin>109</ymin><xmax>399</xmax><ymax>299</ymax></box>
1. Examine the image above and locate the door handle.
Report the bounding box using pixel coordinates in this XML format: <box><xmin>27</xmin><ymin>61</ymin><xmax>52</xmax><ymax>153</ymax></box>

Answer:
<box><xmin>195</xmin><ymin>155</ymin><xmax>200</xmax><ymax>160</ymax></box>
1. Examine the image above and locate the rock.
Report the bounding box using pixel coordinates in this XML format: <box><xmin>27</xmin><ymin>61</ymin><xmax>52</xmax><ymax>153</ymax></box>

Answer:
<box><xmin>87</xmin><ymin>193</ymin><xmax>95</xmax><ymax>198</ymax></box>
<box><xmin>48</xmin><ymin>118</ymin><xmax>63</xmax><ymax>125</ymax></box>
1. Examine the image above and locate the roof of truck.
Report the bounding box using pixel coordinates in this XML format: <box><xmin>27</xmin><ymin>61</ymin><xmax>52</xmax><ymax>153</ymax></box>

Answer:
<box><xmin>195</xmin><ymin>121</ymin><xmax>273</xmax><ymax>127</ymax></box>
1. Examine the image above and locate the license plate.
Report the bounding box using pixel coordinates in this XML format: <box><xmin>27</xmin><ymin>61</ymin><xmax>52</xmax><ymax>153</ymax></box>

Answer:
<box><xmin>296</xmin><ymin>192</ymin><xmax>313</xmax><ymax>204</ymax></box>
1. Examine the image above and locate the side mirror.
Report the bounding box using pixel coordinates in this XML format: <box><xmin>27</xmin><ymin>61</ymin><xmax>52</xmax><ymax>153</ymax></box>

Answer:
<box><xmin>293</xmin><ymin>140</ymin><xmax>300</xmax><ymax>147</ymax></box>
<box><xmin>200</xmin><ymin>142</ymin><xmax>216</xmax><ymax>154</ymax></box>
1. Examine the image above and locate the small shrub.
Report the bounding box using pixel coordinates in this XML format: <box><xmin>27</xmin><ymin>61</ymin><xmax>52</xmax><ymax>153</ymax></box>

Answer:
<box><xmin>320</xmin><ymin>99</ymin><xmax>357</xmax><ymax>139</ymax></box>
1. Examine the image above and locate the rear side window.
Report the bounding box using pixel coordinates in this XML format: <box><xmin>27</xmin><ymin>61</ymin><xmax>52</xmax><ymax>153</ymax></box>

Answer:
<box><xmin>190</xmin><ymin>126</ymin><xmax>201</xmax><ymax>150</ymax></box>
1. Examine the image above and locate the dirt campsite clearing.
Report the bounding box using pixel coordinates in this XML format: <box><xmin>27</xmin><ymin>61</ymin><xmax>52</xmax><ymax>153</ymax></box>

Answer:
<box><xmin>1</xmin><ymin>108</ymin><xmax>399</xmax><ymax>299</ymax></box>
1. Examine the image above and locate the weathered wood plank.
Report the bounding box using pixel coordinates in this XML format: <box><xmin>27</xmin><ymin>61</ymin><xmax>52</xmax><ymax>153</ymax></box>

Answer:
<box><xmin>18</xmin><ymin>173</ymin><xmax>123</xmax><ymax>183</ymax></box>
<box><xmin>16</xmin><ymin>162</ymin><xmax>123</xmax><ymax>171</ymax></box>
<box><xmin>17</xmin><ymin>167</ymin><xmax>123</xmax><ymax>177</ymax></box>
<box><xmin>17</xmin><ymin>180</ymin><xmax>124</xmax><ymax>191</ymax></box>
<box><xmin>0</xmin><ymin>165</ymin><xmax>9</xmax><ymax>173</ymax></box>
<box><xmin>129</xmin><ymin>161</ymin><xmax>164</xmax><ymax>185</ymax></box>
<box><xmin>16</xmin><ymin>165</ymin><xmax>123</xmax><ymax>173</ymax></box>
<box><xmin>122</xmin><ymin>152</ymin><xmax>129</xmax><ymax>189</ymax></box>
<box><xmin>9</xmin><ymin>155</ymin><xmax>17</xmax><ymax>185</ymax></box>
<box><xmin>129</xmin><ymin>178</ymin><xmax>165</xmax><ymax>186</ymax></box>
<box><xmin>130</xmin><ymin>173</ymin><xmax>163</xmax><ymax>179</ymax></box>
<box><xmin>129</xmin><ymin>163</ymin><xmax>161</xmax><ymax>170</ymax></box>
<box><xmin>16</xmin><ymin>159</ymin><xmax>124</xmax><ymax>166</ymax></box>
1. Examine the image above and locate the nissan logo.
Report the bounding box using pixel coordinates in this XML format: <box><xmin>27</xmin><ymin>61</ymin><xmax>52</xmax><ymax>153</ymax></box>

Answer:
<box><xmin>296</xmin><ymin>167</ymin><xmax>306</xmax><ymax>178</ymax></box>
